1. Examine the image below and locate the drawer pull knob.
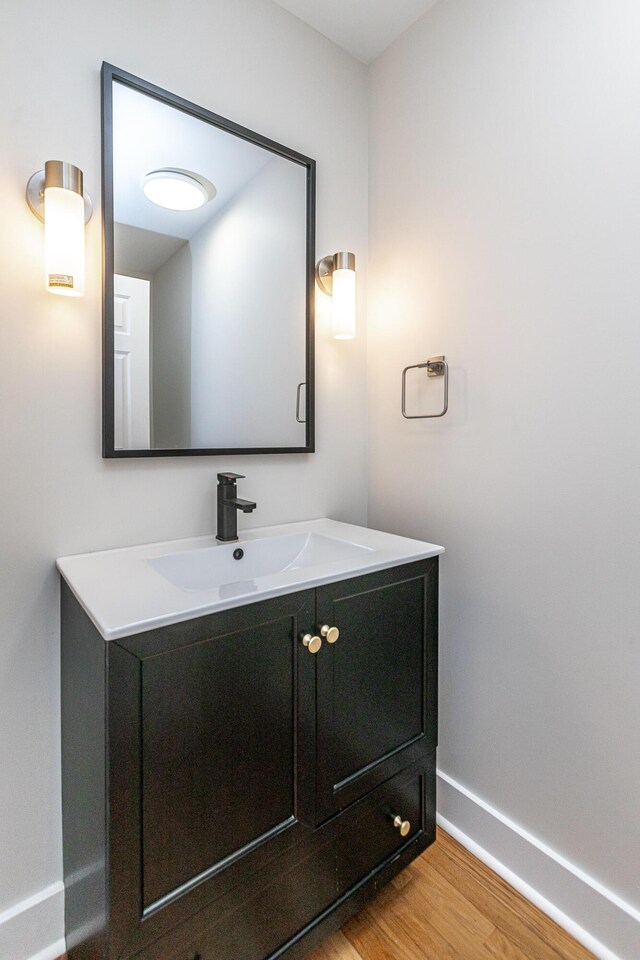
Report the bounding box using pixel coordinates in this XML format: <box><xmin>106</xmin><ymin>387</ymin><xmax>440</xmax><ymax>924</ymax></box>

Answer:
<box><xmin>320</xmin><ymin>624</ymin><xmax>340</xmax><ymax>644</ymax></box>
<box><xmin>392</xmin><ymin>814</ymin><xmax>411</xmax><ymax>837</ymax></box>
<box><xmin>302</xmin><ymin>633</ymin><xmax>322</xmax><ymax>654</ymax></box>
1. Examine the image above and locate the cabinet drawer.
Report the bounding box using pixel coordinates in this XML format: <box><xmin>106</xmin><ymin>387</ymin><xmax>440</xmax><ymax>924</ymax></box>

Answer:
<box><xmin>336</xmin><ymin>768</ymin><xmax>427</xmax><ymax>895</ymax></box>
<box><xmin>132</xmin><ymin>841</ymin><xmax>337</xmax><ymax>960</ymax></box>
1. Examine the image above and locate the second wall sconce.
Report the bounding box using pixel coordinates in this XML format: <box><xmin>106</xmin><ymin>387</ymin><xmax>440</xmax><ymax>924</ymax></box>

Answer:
<box><xmin>316</xmin><ymin>251</ymin><xmax>356</xmax><ymax>340</ymax></box>
<box><xmin>26</xmin><ymin>161</ymin><xmax>92</xmax><ymax>297</ymax></box>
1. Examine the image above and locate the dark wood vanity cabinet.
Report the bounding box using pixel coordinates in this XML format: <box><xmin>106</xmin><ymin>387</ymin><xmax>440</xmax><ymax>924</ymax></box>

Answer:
<box><xmin>61</xmin><ymin>557</ymin><xmax>438</xmax><ymax>960</ymax></box>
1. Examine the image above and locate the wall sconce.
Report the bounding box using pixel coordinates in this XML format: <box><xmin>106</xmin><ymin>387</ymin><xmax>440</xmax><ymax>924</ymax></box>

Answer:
<box><xmin>315</xmin><ymin>251</ymin><xmax>356</xmax><ymax>340</ymax></box>
<box><xmin>26</xmin><ymin>161</ymin><xmax>92</xmax><ymax>296</ymax></box>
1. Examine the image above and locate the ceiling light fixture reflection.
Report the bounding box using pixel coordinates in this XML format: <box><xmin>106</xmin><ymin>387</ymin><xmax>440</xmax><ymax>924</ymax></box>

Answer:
<box><xmin>142</xmin><ymin>168</ymin><xmax>216</xmax><ymax>211</ymax></box>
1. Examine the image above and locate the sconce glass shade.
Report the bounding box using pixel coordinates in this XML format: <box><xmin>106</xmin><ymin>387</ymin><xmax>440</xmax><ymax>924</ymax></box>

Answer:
<box><xmin>26</xmin><ymin>161</ymin><xmax>91</xmax><ymax>297</ymax></box>
<box><xmin>44</xmin><ymin>185</ymin><xmax>85</xmax><ymax>295</ymax></box>
<box><xmin>315</xmin><ymin>251</ymin><xmax>356</xmax><ymax>340</ymax></box>
<box><xmin>332</xmin><ymin>267</ymin><xmax>356</xmax><ymax>340</ymax></box>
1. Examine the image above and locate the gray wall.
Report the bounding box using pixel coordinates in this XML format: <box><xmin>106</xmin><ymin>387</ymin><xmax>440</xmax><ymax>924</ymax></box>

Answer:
<box><xmin>152</xmin><ymin>240</ymin><xmax>192</xmax><ymax>448</ymax></box>
<box><xmin>0</xmin><ymin>1</ymin><xmax>367</xmax><ymax>956</ymax></box>
<box><xmin>368</xmin><ymin>1</ymin><xmax>640</xmax><ymax>957</ymax></box>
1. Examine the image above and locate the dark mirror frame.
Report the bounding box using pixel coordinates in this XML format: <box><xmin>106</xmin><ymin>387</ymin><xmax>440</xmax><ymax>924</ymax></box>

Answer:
<box><xmin>101</xmin><ymin>63</ymin><xmax>316</xmax><ymax>458</ymax></box>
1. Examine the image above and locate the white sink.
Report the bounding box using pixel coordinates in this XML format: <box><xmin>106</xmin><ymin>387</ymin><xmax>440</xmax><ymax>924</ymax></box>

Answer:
<box><xmin>57</xmin><ymin>518</ymin><xmax>444</xmax><ymax>640</ymax></box>
<box><xmin>148</xmin><ymin>532</ymin><xmax>374</xmax><ymax>592</ymax></box>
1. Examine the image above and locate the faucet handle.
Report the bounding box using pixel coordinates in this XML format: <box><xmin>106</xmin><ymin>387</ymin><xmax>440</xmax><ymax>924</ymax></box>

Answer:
<box><xmin>217</xmin><ymin>472</ymin><xmax>245</xmax><ymax>483</ymax></box>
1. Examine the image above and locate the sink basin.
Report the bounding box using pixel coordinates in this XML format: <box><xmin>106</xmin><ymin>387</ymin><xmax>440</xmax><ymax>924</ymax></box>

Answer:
<box><xmin>57</xmin><ymin>518</ymin><xmax>444</xmax><ymax>640</ymax></box>
<box><xmin>148</xmin><ymin>532</ymin><xmax>373</xmax><ymax>592</ymax></box>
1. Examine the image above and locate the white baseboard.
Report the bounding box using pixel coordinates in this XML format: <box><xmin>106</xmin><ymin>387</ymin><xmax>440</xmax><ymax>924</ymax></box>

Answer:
<box><xmin>437</xmin><ymin>768</ymin><xmax>640</xmax><ymax>960</ymax></box>
<box><xmin>0</xmin><ymin>881</ymin><xmax>65</xmax><ymax>960</ymax></box>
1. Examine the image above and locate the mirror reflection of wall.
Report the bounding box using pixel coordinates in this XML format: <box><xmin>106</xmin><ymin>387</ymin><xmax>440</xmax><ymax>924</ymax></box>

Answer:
<box><xmin>111</xmin><ymin>79</ymin><xmax>309</xmax><ymax>452</ymax></box>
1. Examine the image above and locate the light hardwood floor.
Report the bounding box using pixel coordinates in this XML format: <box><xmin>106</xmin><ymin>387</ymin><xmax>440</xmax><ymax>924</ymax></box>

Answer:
<box><xmin>307</xmin><ymin>828</ymin><xmax>596</xmax><ymax>960</ymax></box>
<box><xmin>56</xmin><ymin>828</ymin><xmax>596</xmax><ymax>960</ymax></box>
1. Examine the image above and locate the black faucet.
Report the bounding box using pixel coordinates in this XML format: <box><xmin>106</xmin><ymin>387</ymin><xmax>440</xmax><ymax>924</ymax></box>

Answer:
<box><xmin>216</xmin><ymin>473</ymin><xmax>256</xmax><ymax>542</ymax></box>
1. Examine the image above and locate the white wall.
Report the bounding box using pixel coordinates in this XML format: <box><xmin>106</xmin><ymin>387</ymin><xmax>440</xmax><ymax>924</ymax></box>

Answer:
<box><xmin>0</xmin><ymin>1</ymin><xmax>368</xmax><ymax>956</ymax></box>
<box><xmin>368</xmin><ymin>2</ymin><xmax>640</xmax><ymax>958</ymax></box>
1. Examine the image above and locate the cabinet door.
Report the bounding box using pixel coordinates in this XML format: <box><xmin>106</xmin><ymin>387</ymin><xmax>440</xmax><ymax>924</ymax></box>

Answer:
<box><xmin>141</xmin><ymin>622</ymin><xmax>294</xmax><ymax>907</ymax></box>
<box><xmin>315</xmin><ymin>559</ymin><xmax>438</xmax><ymax>822</ymax></box>
<box><xmin>108</xmin><ymin>590</ymin><xmax>317</xmax><ymax>958</ymax></box>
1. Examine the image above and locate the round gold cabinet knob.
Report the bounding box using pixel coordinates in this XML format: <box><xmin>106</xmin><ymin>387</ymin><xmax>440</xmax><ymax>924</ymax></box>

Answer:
<box><xmin>392</xmin><ymin>814</ymin><xmax>411</xmax><ymax>837</ymax></box>
<box><xmin>320</xmin><ymin>624</ymin><xmax>340</xmax><ymax>644</ymax></box>
<box><xmin>302</xmin><ymin>633</ymin><xmax>322</xmax><ymax>654</ymax></box>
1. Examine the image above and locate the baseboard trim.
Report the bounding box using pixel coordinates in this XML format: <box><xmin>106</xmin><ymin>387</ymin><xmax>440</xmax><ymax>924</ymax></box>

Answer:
<box><xmin>29</xmin><ymin>942</ymin><xmax>67</xmax><ymax>960</ymax></box>
<box><xmin>437</xmin><ymin>769</ymin><xmax>640</xmax><ymax>960</ymax></box>
<box><xmin>0</xmin><ymin>881</ymin><xmax>65</xmax><ymax>960</ymax></box>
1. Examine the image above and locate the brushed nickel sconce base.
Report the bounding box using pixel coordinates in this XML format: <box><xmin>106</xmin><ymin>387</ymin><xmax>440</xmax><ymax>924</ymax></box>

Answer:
<box><xmin>26</xmin><ymin>168</ymin><xmax>93</xmax><ymax>224</ymax></box>
<box><xmin>315</xmin><ymin>255</ymin><xmax>335</xmax><ymax>295</ymax></box>
<box><xmin>315</xmin><ymin>251</ymin><xmax>356</xmax><ymax>295</ymax></box>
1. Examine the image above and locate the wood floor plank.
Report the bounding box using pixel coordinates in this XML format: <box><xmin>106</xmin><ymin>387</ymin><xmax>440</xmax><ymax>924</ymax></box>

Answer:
<box><xmin>483</xmin><ymin>926</ymin><xmax>537</xmax><ymax>960</ymax></box>
<box><xmin>345</xmin><ymin>895</ymin><xmax>457</xmax><ymax>960</ymax></box>
<box><xmin>421</xmin><ymin>839</ymin><xmax>561</xmax><ymax>960</ymax></box>
<box><xmin>409</xmin><ymin>855</ymin><xmax>496</xmax><ymax>942</ymax></box>
<box><xmin>305</xmin><ymin>929</ymin><xmax>364</xmax><ymax>960</ymax></box>
<box><xmin>425</xmin><ymin>828</ymin><xmax>595</xmax><ymax>960</ymax></box>
<box><xmin>384</xmin><ymin>867</ymin><xmax>498</xmax><ymax>960</ymax></box>
<box><xmin>341</xmin><ymin>828</ymin><xmax>595</xmax><ymax>960</ymax></box>
<box><xmin>340</xmin><ymin>854</ymin><xmax>495</xmax><ymax>960</ymax></box>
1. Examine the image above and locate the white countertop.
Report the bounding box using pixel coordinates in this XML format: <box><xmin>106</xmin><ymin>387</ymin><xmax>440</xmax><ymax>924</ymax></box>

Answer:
<box><xmin>57</xmin><ymin>518</ymin><xmax>444</xmax><ymax>641</ymax></box>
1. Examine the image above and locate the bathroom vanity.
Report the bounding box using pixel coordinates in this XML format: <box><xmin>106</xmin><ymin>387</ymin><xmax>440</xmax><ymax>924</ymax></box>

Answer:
<box><xmin>84</xmin><ymin>62</ymin><xmax>445</xmax><ymax>960</ymax></box>
<box><xmin>59</xmin><ymin>520</ymin><xmax>443</xmax><ymax>960</ymax></box>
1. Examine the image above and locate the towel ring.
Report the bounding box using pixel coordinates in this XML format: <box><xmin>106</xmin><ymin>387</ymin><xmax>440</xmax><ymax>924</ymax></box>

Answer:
<box><xmin>401</xmin><ymin>356</ymin><xmax>448</xmax><ymax>419</ymax></box>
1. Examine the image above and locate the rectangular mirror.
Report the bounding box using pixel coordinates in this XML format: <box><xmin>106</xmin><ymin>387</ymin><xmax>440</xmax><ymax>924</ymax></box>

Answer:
<box><xmin>102</xmin><ymin>64</ymin><xmax>315</xmax><ymax>457</ymax></box>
